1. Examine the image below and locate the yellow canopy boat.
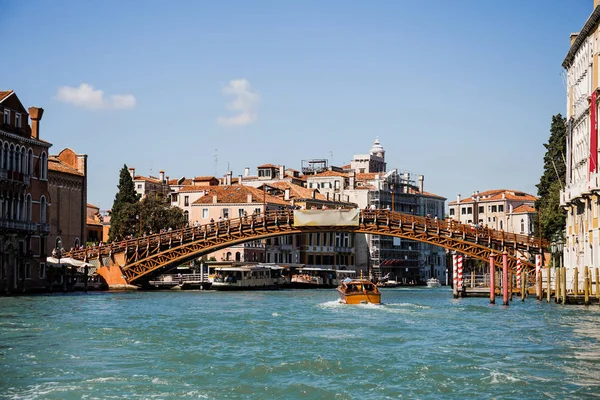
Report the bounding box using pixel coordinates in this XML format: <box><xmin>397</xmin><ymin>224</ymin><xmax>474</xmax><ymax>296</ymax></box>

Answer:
<box><xmin>337</xmin><ymin>278</ymin><xmax>381</xmax><ymax>304</ymax></box>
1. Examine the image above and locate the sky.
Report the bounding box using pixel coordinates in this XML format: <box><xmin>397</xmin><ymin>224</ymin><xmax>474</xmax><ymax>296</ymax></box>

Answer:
<box><xmin>0</xmin><ymin>0</ymin><xmax>594</xmax><ymax>210</ymax></box>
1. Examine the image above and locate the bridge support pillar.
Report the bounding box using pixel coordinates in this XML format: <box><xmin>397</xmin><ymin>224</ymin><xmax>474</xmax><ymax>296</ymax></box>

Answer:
<box><xmin>489</xmin><ymin>254</ymin><xmax>495</xmax><ymax>304</ymax></box>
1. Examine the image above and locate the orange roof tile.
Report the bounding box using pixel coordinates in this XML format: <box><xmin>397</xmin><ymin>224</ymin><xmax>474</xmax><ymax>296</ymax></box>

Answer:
<box><xmin>86</xmin><ymin>217</ymin><xmax>102</xmax><ymax>226</ymax></box>
<box><xmin>193</xmin><ymin>176</ymin><xmax>217</xmax><ymax>181</ymax></box>
<box><xmin>87</xmin><ymin>203</ymin><xmax>99</xmax><ymax>209</ymax></box>
<box><xmin>355</xmin><ymin>173</ymin><xmax>380</xmax><ymax>180</ymax></box>
<box><xmin>512</xmin><ymin>204</ymin><xmax>536</xmax><ymax>214</ymax></box>
<box><xmin>257</xmin><ymin>163</ymin><xmax>278</xmax><ymax>168</ymax></box>
<box><xmin>192</xmin><ymin>185</ymin><xmax>289</xmax><ymax>206</ymax></box>
<box><xmin>422</xmin><ymin>191</ymin><xmax>446</xmax><ymax>200</ymax></box>
<box><xmin>134</xmin><ymin>175</ymin><xmax>161</xmax><ymax>183</ymax></box>
<box><xmin>448</xmin><ymin>189</ymin><xmax>537</xmax><ymax>205</ymax></box>
<box><xmin>0</xmin><ymin>90</ymin><xmax>14</xmax><ymax>102</ymax></box>
<box><xmin>168</xmin><ymin>178</ymin><xmax>193</xmax><ymax>185</ymax></box>
<box><xmin>307</xmin><ymin>170</ymin><xmax>349</xmax><ymax>178</ymax></box>
<box><xmin>48</xmin><ymin>157</ymin><xmax>83</xmax><ymax>176</ymax></box>
<box><xmin>178</xmin><ymin>185</ymin><xmax>209</xmax><ymax>193</ymax></box>
<box><xmin>266</xmin><ymin>181</ymin><xmax>326</xmax><ymax>200</ymax></box>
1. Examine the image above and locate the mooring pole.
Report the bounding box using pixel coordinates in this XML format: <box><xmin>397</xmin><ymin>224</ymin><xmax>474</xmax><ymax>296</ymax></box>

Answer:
<box><xmin>502</xmin><ymin>251</ymin><xmax>509</xmax><ymax>306</ymax></box>
<box><xmin>458</xmin><ymin>255</ymin><xmax>464</xmax><ymax>298</ymax></box>
<box><xmin>453</xmin><ymin>254</ymin><xmax>458</xmax><ymax>299</ymax></box>
<box><xmin>521</xmin><ymin>267</ymin><xmax>526</xmax><ymax>302</ymax></box>
<box><xmin>489</xmin><ymin>254</ymin><xmax>495</xmax><ymax>304</ymax></box>
<box><xmin>535</xmin><ymin>254</ymin><xmax>542</xmax><ymax>300</ymax></box>
<box><xmin>547</xmin><ymin>263</ymin><xmax>551</xmax><ymax>303</ymax></box>
<box><xmin>584</xmin><ymin>266</ymin><xmax>590</xmax><ymax>306</ymax></box>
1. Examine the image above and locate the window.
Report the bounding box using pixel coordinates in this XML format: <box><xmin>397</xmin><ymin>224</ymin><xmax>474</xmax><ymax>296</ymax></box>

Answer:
<box><xmin>499</xmin><ymin>221</ymin><xmax>503</xmax><ymax>230</ymax></box>
<box><xmin>238</xmin><ymin>209</ymin><xmax>245</xmax><ymax>217</ymax></box>
<box><xmin>521</xmin><ymin>218</ymin><xmax>525</xmax><ymax>233</ymax></box>
<box><xmin>254</xmin><ymin>208</ymin><xmax>261</xmax><ymax>215</ymax></box>
<box><xmin>40</xmin><ymin>195</ymin><xmax>47</xmax><ymax>223</ymax></box>
<box><xmin>222</xmin><ymin>208</ymin><xmax>229</xmax><ymax>219</ymax></box>
<box><xmin>449</xmin><ymin>209</ymin><xmax>455</xmax><ymax>216</ymax></box>
<box><xmin>40</xmin><ymin>152</ymin><xmax>47</xmax><ymax>180</ymax></box>
<box><xmin>15</xmin><ymin>113</ymin><xmax>21</xmax><ymax>128</ymax></box>
<box><xmin>202</xmin><ymin>208</ymin><xmax>208</xmax><ymax>219</ymax></box>
<box><xmin>184</xmin><ymin>196</ymin><xmax>189</xmax><ymax>206</ymax></box>
<box><xmin>478</xmin><ymin>206</ymin><xmax>484</xmax><ymax>213</ymax></box>
<box><xmin>491</xmin><ymin>205</ymin><xmax>497</xmax><ymax>213</ymax></box>
<box><xmin>184</xmin><ymin>210</ymin><xmax>189</xmax><ymax>222</ymax></box>
<box><xmin>334</xmin><ymin>180</ymin><xmax>340</xmax><ymax>190</ymax></box>
<box><xmin>461</xmin><ymin>207</ymin><xmax>467</xmax><ymax>215</ymax></box>
<box><xmin>3</xmin><ymin>109</ymin><xmax>10</xmax><ymax>124</ymax></box>
<box><xmin>467</xmin><ymin>207</ymin><xmax>472</xmax><ymax>214</ymax></box>
<box><xmin>498</xmin><ymin>205</ymin><xmax>504</xmax><ymax>212</ymax></box>
<box><xmin>309</xmin><ymin>183</ymin><xmax>313</xmax><ymax>188</ymax></box>
<box><xmin>39</xmin><ymin>263</ymin><xmax>46</xmax><ymax>279</ymax></box>
<box><xmin>137</xmin><ymin>184</ymin><xmax>142</xmax><ymax>189</ymax></box>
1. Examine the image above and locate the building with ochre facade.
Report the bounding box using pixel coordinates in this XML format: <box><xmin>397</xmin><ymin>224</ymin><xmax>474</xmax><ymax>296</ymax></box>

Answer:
<box><xmin>561</xmin><ymin>1</ymin><xmax>600</xmax><ymax>285</ymax></box>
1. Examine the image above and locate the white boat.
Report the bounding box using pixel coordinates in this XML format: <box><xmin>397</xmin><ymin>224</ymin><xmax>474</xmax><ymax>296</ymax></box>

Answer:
<box><xmin>210</xmin><ymin>266</ymin><xmax>284</xmax><ymax>290</ymax></box>
<box><xmin>426</xmin><ymin>278</ymin><xmax>441</xmax><ymax>288</ymax></box>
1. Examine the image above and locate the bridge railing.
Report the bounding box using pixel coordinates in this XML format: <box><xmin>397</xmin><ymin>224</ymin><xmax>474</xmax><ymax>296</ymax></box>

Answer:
<box><xmin>69</xmin><ymin>209</ymin><xmax>546</xmax><ymax>262</ymax></box>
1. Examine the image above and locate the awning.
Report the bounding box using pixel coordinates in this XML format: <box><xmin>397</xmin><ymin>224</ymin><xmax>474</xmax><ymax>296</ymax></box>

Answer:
<box><xmin>46</xmin><ymin>257</ymin><xmax>96</xmax><ymax>273</ymax></box>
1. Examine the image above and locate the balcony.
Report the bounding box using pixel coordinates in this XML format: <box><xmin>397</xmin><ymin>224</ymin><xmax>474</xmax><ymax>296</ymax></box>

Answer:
<box><xmin>38</xmin><ymin>223</ymin><xmax>51</xmax><ymax>235</ymax></box>
<box><xmin>0</xmin><ymin>219</ymin><xmax>38</xmax><ymax>233</ymax></box>
<box><xmin>335</xmin><ymin>246</ymin><xmax>354</xmax><ymax>253</ymax></box>
<box><xmin>561</xmin><ymin>172</ymin><xmax>600</xmax><ymax>207</ymax></box>
<box><xmin>279</xmin><ymin>243</ymin><xmax>293</xmax><ymax>251</ymax></box>
<box><xmin>0</xmin><ymin>169</ymin><xmax>31</xmax><ymax>187</ymax></box>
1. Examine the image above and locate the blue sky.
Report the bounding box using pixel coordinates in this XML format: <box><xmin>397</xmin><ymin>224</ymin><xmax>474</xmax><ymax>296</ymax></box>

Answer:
<box><xmin>1</xmin><ymin>1</ymin><xmax>593</xmax><ymax>210</ymax></box>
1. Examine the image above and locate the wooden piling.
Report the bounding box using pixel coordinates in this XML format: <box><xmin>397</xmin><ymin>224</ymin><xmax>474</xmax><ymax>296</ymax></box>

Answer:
<box><xmin>471</xmin><ymin>270</ymin><xmax>475</xmax><ymax>289</ymax></box>
<box><xmin>584</xmin><ymin>266</ymin><xmax>590</xmax><ymax>306</ymax></box>
<box><xmin>521</xmin><ymin>268</ymin><xmax>526</xmax><ymax>302</ymax></box>
<box><xmin>509</xmin><ymin>271</ymin><xmax>513</xmax><ymax>301</ymax></box>
<box><xmin>502</xmin><ymin>251</ymin><xmax>509</xmax><ymax>306</ymax></box>
<box><xmin>489</xmin><ymin>254</ymin><xmax>495</xmax><ymax>304</ymax></box>
<box><xmin>574</xmin><ymin>267</ymin><xmax>579</xmax><ymax>296</ymax></box>
<box><xmin>561</xmin><ymin>267</ymin><xmax>567</xmax><ymax>305</ymax></box>
<box><xmin>535</xmin><ymin>254</ymin><xmax>542</xmax><ymax>300</ymax></box>
<box><xmin>596</xmin><ymin>268</ymin><xmax>599</xmax><ymax>301</ymax></box>
<box><xmin>547</xmin><ymin>266</ymin><xmax>551</xmax><ymax>303</ymax></box>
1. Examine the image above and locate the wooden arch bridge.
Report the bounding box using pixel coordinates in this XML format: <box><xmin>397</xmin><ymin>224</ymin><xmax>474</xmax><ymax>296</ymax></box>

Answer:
<box><xmin>69</xmin><ymin>209</ymin><xmax>547</xmax><ymax>287</ymax></box>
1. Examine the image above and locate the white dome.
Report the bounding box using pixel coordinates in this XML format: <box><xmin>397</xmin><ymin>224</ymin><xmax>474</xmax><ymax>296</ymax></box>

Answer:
<box><xmin>370</xmin><ymin>137</ymin><xmax>385</xmax><ymax>157</ymax></box>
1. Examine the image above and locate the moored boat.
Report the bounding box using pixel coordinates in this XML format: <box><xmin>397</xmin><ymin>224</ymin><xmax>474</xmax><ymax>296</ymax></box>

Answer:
<box><xmin>337</xmin><ymin>278</ymin><xmax>381</xmax><ymax>304</ymax></box>
<box><xmin>211</xmin><ymin>266</ymin><xmax>284</xmax><ymax>290</ymax></box>
<box><xmin>426</xmin><ymin>278</ymin><xmax>441</xmax><ymax>288</ymax></box>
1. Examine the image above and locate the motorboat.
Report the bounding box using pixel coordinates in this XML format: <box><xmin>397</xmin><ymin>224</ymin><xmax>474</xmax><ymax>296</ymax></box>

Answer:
<box><xmin>337</xmin><ymin>278</ymin><xmax>381</xmax><ymax>304</ymax></box>
<box><xmin>426</xmin><ymin>278</ymin><xmax>441</xmax><ymax>288</ymax></box>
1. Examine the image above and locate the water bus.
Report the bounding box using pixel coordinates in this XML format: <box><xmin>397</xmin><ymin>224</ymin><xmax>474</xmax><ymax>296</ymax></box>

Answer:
<box><xmin>211</xmin><ymin>266</ymin><xmax>285</xmax><ymax>290</ymax></box>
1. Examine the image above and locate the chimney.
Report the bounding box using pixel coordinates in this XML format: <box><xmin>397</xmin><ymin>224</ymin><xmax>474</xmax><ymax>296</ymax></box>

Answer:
<box><xmin>509</xmin><ymin>204</ymin><xmax>513</xmax><ymax>214</ymax></box>
<box><xmin>213</xmin><ymin>195</ymin><xmax>218</xmax><ymax>204</ymax></box>
<box><xmin>457</xmin><ymin>194</ymin><xmax>461</xmax><ymax>207</ymax></box>
<box><xmin>238</xmin><ymin>175</ymin><xmax>243</xmax><ymax>185</ymax></box>
<box><xmin>247</xmin><ymin>194</ymin><xmax>253</xmax><ymax>203</ymax></box>
<box><xmin>159</xmin><ymin>170</ymin><xmax>165</xmax><ymax>183</ymax></box>
<box><xmin>418</xmin><ymin>175</ymin><xmax>424</xmax><ymax>194</ymax></box>
<box><xmin>502</xmin><ymin>192</ymin><xmax>506</xmax><ymax>199</ymax></box>
<box><xmin>284</xmin><ymin>188</ymin><xmax>290</xmax><ymax>201</ymax></box>
<box><xmin>570</xmin><ymin>33</ymin><xmax>579</xmax><ymax>46</ymax></box>
<box><xmin>129</xmin><ymin>167</ymin><xmax>135</xmax><ymax>179</ymax></box>
<box><xmin>166</xmin><ymin>176</ymin><xmax>169</xmax><ymax>184</ymax></box>
<box><xmin>28</xmin><ymin>107</ymin><xmax>44</xmax><ymax>140</ymax></box>
<box><xmin>226</xmin><ymin>171</ymin><xmax>232</xmax><ymax>186</ymax></box>
<box><xmin>279</xmin><ymin>165</ymin><xmax>285</xmax><ymax>179</ymax></box>
<box><xmin>244</xmin><ymin>167</ymin><xmax>250</xmax><ymax>177</ymax></box>
<box><xmin>349</xmin><ymin>171</ymin><xmax>355</xmax><ymax>189</ymax></box>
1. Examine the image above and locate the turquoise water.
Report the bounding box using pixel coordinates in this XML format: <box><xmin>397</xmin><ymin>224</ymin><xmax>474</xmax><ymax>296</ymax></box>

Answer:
<box><xmin>2</xmin><ymin>288</ymin><xmax>600</xmax><ymax>399</ymax></box>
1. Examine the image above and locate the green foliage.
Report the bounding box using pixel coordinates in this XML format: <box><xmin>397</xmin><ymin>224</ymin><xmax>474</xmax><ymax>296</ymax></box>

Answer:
<box><xmin>138</xmin><ymin>192</ymin><xmax>186</xmax><ymax>235</ymax></box>
<box><xmin>108</xmin><ymin>165</ymin><xmax>140</xmax><ymax>241</ymax></box>
<box><xmin>535</xmin><ymin>114</ymin><xmax>567</xmax><ymax>241</ymax></box>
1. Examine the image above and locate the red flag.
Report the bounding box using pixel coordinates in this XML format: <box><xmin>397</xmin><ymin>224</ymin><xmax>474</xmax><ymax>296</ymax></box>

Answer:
<box><xmin>590</xmin><ymin>91</ymin><xmax>598</xmax><ymax>177</ymax></box>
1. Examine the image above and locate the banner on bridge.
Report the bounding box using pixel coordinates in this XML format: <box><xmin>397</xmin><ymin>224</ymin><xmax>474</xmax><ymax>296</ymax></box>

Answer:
<box><xmin>293</xmin><ymin>209</ymin><xmax>360</xmax><ymax>227</ymax></box>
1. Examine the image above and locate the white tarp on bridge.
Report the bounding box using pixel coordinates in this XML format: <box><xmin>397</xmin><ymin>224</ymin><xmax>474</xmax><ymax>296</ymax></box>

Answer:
<box><xmin>293</xmin><ymin>209</ymin><xmax>360</xmax><ymax>227</ymax></box>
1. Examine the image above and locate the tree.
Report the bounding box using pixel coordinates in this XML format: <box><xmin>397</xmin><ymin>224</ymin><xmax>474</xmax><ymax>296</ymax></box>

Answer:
<box><xmin>535</xmin><ymin>114</ymin><xmax>567</xmax><ymax>241</ymax></box>
<box><xmin>108</xmin><ymin>165</ymin><xmax>140</xmax><ymax>241</ymax></box>
<box><xmin>139</xmin><ymin>192</ymin><xmax>186</xmax><ymax>235</ymax></box>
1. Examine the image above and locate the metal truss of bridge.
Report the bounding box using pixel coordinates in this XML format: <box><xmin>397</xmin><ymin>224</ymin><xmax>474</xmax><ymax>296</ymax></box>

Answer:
<box><xmin>69</xmin><ymin>209</ymin><xmax>547</xmax><ymax>286</ymax></box>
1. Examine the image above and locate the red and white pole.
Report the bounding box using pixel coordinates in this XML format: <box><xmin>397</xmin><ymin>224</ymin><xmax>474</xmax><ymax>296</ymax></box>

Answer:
<box><xmin>535</xmin><ymin>254</ymin><xmax>542</xmax><ymax>299</ymax></box>
<box><xmin>489</xmin><ymin>254</ymin><xmax>495</xmax><ymax>304</ymax></box>
<box><xmin>516</xmin><ymin>258</ymin><xmax>522</xmax><ymax>289</ymax></box>
<box><xmin>502</xmin><ymin>251</ymin><xmax>509</xmax><ymax>306</ymax></box>
<box><xmin>453</xmin><ymin>255</ymin><xmax>458</xmax><ymax>299</ymax></box>
<box><xmin>458</xmin><ymin>255</ymin><xmax>464</xmax><ymax>296</ymax></box>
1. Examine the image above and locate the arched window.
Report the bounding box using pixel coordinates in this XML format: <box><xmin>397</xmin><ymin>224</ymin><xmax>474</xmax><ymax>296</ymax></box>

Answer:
<box><xmin>8</xmin><ymin>144</ymin><xmax>14</xmax><ymax>171</ymax></box>
<box><xmin>1</xmin><ymin>142</ymin><xmax>7</xmax><ymax>170</ymax></box>
<box><xmin>40</xmin><ymin>195</ymin><xmax>47</xmax><ymax>223</ymax></box>
<box><xmin>226</xmin><ymin>252</ymin><xmax>232</xmax><ymax>261</ymax></box>
<box><xmin>184</xmin><ymin>210</ymin><xmax>189</xmax><ymax>223</ymax></box>
<box><xmin>27</xmin><ymin>148</ymin><xmax>33</xmax><ymax>175</ymax></box>
<box><xmin>235</xmin><ymin>252</ymin><xmax>241</xmax><ymax>262</ymax></box>
<box><xmin>499</xmin><ymin>220</ymin><xmax>503</xmax><ymax>230</ymax></box>
<box><xmin>74</xmin><ymin>238</ymin><xmax>80</xmax><ymax>249</ymax></box>
<box><xmin>40</xmin><ymin>152</ymin><xmax>48</xmax><ymax>180</ymax></box>
<box><xmin>26</xmin><ymin>194</ymin><xmax>32</xmax><ymax>222</ymax></box>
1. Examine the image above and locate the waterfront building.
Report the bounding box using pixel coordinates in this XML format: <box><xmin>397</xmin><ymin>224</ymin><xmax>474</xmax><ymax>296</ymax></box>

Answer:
<box><xmin>448</xmin><ymin>189</ymin><xmax>537</xmax><ymax>234</ymax></box>
<box><xmin>0</xmin><ymin>90</ymin><xmax>51</xmax><ymax>293</ymax></box>
<box><xmin>47</xmin><ymin>148</ymin><xmax>87</xmax><ymax>252</ymax></box>
<box><xmin>86</xmin><ymin>204</ymin><xmax>107</xmax><ymax>244</ymax></box>
<box><xmin>561</xmin><ymin>0</ymin><xmax>600</xmax><ymax>284</ymax></box>
<box><xmin>305</xmin><ymin>138</ymin><xmax>446</xmax><ymax>283</ymax></box>
<box><xmin>129</xmin><ymin>167</ymin><xmax>170</xmax><ymax>199</ymax></box>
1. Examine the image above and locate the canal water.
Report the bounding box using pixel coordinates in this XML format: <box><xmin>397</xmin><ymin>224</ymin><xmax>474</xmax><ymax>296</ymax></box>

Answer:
<box><xmin>2</xmin><ymin>288</ymin><xmax>600</xmax><ymax>399</ymax></box>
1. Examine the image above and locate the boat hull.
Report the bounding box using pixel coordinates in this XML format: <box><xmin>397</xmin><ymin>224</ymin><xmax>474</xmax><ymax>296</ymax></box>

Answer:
<box><xmin>337</xmin><ymin>288</ymin><xmax>381</xmax><ymax>304</ymax></box>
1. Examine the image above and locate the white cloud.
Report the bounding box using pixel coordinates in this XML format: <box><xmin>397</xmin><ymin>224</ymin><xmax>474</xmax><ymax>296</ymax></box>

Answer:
<box><xmin>217</xmin><ymin>79</ymin><xmax>259</xmax><ymax>126</ymax></box>
<box><xmin>56</xmin><ymin>83</ymin><xmax>136</xmax><ymax>110</ymax></box>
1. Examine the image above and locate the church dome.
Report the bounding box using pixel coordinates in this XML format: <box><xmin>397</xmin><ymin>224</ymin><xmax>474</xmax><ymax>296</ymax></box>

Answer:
<box><xmin>370</xmin><ymin>137</ymin><xmax>385</xmax><ymax>158</ymax></box>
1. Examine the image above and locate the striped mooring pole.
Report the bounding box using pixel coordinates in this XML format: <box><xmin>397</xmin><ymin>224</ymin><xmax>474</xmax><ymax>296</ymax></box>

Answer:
<box><xmin>535</xmin><ymin>254</ymin><xmax>542</xmax><ymax>300</ymax></box>
<box><xmin>502</xmin><ymin>251</ymin><xmax>509</xmax><ymax>306</ymax></box>
<box><xmin>458</xmin><ymin>255</ymin><xmax>464</xmax><ymax>297</ymax></box>
<box><xmin>516</xmin><ymin>258</ymin><xmax>522</xmax><ymax>289</ymax></box>
<box><xmin>453</xmin><ymin>255</ymin><xmax>458</xmax><ymax>299</ymax></box>
<box><xmin>489</xmin><ymin>253</ymin><xmax>495</xmax><ymax>304</ymax></box>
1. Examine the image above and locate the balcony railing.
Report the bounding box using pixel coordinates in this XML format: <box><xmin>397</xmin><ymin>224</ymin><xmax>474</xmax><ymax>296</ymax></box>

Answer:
<box><xmin>38</xmin><ymin>223</ymin><xmax>51</xmax><ymax>235</ymax></box>
<box><xmin>0</xmin><ymin>169</ymin><xmax>31</xmax><ymax>186</ymax></box>
<box><xmin>561</xmin><ymin>172</ymin><xmax>600</xmax><ymax>207</ymax></box>
<box><xmin>0</xmin><ymin>219</ymin><xmax>38</xmax><ymax>233</ymax></box>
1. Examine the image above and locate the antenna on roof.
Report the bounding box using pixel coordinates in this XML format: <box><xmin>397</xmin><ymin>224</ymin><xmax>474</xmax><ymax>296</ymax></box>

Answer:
<box><xmin>214</xmin><ymin>149</ymin><xmax>218</xmax><ymax>176</ymax></box>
